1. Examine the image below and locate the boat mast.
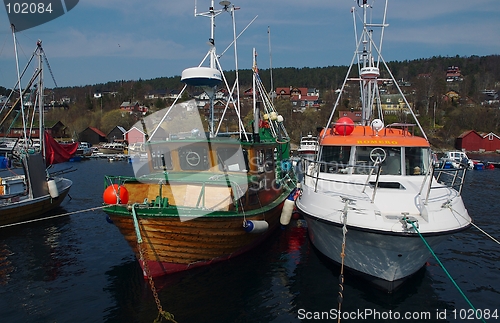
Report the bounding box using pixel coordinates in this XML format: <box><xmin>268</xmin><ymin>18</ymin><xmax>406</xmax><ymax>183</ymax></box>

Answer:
<box><xmin>194</xmin><ymin>0</ymin><xmax>226</xmax><ymax>137</ymax></box>
<box><xmin>37</xmin><ymin>40</ymin><xmax>44</xmax><ymax>158</ymax></box>
<box><xmin>252</xmin><ymin>48</ymin><xmax>259</xmax><ymax>142</ymax></box>
<box><xmin>268</xmin><ymin>26</ymin><xmax>275</xmax><ymax>103</ymax></box>
<box><xmin>359</xmin><ymin>0</ymin><xmax>382</xmax><ymax>126</ymax></box>
<box><xmin>11</xmin><ymin>25</ymin><xmax>28</xmax><ymax>147</ymax></box>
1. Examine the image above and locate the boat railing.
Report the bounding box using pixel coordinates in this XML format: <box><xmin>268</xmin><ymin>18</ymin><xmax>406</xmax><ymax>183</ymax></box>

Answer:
<box><xmin>299</xmin><ymin>157</ymin><xmax>379</xmax><ymax>192</ymax></box>
<box><xmin>104</xmin><ymin>173</ymin><xmax>295</xmax><ymax>212</ymax></box>
<box><xmin>421</xmin><ymin>164</ymin><xmax>467</xmax><ymax>204</ymax></box>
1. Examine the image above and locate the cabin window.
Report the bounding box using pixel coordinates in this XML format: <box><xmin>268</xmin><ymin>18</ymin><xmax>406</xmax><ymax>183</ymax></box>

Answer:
<box><xmin>216</xmin><ymin>147</ymin><xmax>248</xmax><ymax>172</ymax></box>
<box><xmin>151</xmin><ymin>148</ymin><xmax>173</xmax><ymax>170</ymax></box>
<box><xmin>354</xmin><ymin>146</ymin><xmax>401</xmax><ymax>175</ymax></box>
<box><xmin>179</xmin><ymin>146</ymin><xmax>209</xmax><ymax>171</ymax></box>
<box><xmin>319</xmin><ymin>146</ymin><xmax>351</xmax><ymax>173</ymax></box>
<box><xmin>404</xmin><ymin>147</ymin><xmax>430</xmax><ymax>175</ymax></box>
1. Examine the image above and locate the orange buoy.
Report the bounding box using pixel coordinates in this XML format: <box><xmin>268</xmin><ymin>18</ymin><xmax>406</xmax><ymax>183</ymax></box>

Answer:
<box><xmin>103</xmin><ymin>184</ymin><xmax>129</xmax><ymax>204</ymax></box>
<box><xmin>335</xmin><ymin>117</ymin><xmax>354</xmax><ymax>135</ymax></box>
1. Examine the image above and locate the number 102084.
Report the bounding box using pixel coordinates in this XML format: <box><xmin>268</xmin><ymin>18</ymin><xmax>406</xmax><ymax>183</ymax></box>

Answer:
<box><xmin>5</xmin><ymin>2</ymin><xmax>54</xmax><ymax>14</ymax></box>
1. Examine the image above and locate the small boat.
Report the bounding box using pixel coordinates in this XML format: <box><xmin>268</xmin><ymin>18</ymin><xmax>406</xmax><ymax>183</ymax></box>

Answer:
<box><xmin>297</xmin><ymin>134</ymin><xmax>319</xmax><ymax>158</ymax></box>
<box><xmin>97</xmin><ymin>142</ymin><xmax>126</xmax><ymax>155</ymax></box>
<box><xmin>472</xmin><ymin>160</ymin><xmax>484</xmax><ymax>170</ymax></box>
<box><xmin>75</xmin><ymin>142</ymin><xmax>93</xmax><ymax>157</ymax></box>
<box><xmin>102</xmin><ymin>1</ymin><xmax>296</xmax><ymax>278</ymax></box>
<box><xmin>0</xmin><ymin>39</ymin><xmax>73</xmax><ymax>228</ymax></box>
<box><xmin>295</xmin><ymin>0</ymin><xmax>471</xmax><ymax>292</ymax></box>
<box><xmin>438</xmin><ymin>151</ymin><xmax>474</xmax><ymax>169</ymax></box>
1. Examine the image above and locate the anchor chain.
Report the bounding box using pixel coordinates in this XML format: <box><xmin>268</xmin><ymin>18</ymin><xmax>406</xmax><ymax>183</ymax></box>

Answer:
<box><xmin>131</xmin><ymin>203</ymin><xmax>177</xmax><ymax>323</ymax></box>
<box><xmin>138</xmin><ymin>241</ymin><xmax>178</xmax><ymax>323</ymax></box>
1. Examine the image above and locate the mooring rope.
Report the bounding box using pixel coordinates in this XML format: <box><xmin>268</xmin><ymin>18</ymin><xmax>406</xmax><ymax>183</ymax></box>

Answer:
<box><xmin>446</xmin><ymin>205</ymin><xmax>500</xmax><ymax>245</ymax></box>
<box><xmin>0</xmin><ymin>205</ymin><xmax>107</xmax><ymax>229</ymax></box>
<box><xmin>410</xmin><ymin>222</ymin><xmax>486</xmax><ymax>323</ymax></box>
<box><xmin>337</xmin><ymin>198</ymin><xmax>350</xmax><ymax>323</ymax></box>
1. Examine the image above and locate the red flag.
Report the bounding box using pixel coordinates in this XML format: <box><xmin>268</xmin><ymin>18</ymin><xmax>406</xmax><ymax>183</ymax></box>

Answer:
<box><xmin>44</xmin><ymin>131</ymin><xmax>78</xmax><ymax>166</ymax></box>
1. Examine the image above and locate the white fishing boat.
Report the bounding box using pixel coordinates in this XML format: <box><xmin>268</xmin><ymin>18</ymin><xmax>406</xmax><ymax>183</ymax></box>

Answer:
<box><xmin>295</xmin><ymin>0</ymin><xmax>471</xmax><ymax>291</ymax></box>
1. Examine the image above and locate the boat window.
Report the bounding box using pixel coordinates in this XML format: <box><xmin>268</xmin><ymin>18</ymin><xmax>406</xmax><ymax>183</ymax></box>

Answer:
<box><xmin>216</xmin><ymin>147</ymin><xmax>248</xmax><ymax>172</ymax></box>
<box><xmin>404</xmin><ymin>147</ymin><xmax>430</xmax><ymax>175</ymax></box>
<box><xmin>151</xmin><ymin>148</ymin><xmax>173</xmax><ymax>170</ymax></box>
<box><xmin>354</xmin><ymin>146</ymin><xmax>401</xmax><ymax>175</ymax></box>
<box><xmin>369</xmin><ymin>181</ymin><xmax>405</xmax><ymax>189</ymax></box>
<box><xmin>319</xmin><ymin>146</ymin><xmax>351</xmax><ymax>173</ymax></box>
<box><xmin>179</xmin><ymin>146</ymin><xmax>209</xmax><ymax>171</ymax></box>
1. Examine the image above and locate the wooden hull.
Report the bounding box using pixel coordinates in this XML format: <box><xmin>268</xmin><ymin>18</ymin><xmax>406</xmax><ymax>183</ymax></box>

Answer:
<box><xmin>0</xmin><ymin>181</ymin><xmax>71</xmax><ymax>227</ymax></box>
<box><xmin>105</xmin><ymin>192</ymin><xmax>288</xmax><ymax>278</ymax></box>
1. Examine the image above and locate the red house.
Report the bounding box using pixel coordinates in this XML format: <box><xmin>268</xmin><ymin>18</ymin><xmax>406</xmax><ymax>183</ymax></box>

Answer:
<box><xmin>481</xmin><ymin>132</ymin><xmax>500</xmax><ymax>152</ymax></box>
<box><xmin>455</xmin><ymin>130</ymin><xmax>500</xmax><ymax>152</ymax></box>
<box><xmin>124</xmin><ymin>126</ymin><xmax>146</xmax><ymax>144</ymax></box>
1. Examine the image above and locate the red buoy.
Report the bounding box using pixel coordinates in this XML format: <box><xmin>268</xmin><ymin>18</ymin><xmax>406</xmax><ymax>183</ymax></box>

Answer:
<box><xmin>103</xmin><ymin>184</ymin><xmax>129</xmax><ymax>204</ymax></box>
<box><xmin>335</xmin><ymin>117</ymin><xmax>354</xmax><ymax>135</ymax></box>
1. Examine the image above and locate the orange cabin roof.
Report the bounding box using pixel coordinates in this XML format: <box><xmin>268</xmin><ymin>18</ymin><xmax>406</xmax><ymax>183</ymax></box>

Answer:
<box><xmin>319</xmin><ymin>125</ymin><xmax>430</xmax><ymax>147</ymax></box>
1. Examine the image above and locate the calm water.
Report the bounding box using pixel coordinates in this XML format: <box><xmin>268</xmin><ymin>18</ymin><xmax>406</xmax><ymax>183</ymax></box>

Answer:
<box><xmin>0</xmin><ymin>158</ymin><xmax>499</xmax><ymax>322</ymax></box>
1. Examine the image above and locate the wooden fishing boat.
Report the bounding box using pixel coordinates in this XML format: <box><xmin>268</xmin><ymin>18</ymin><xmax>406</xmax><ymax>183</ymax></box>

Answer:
<box><xmin>295</xmin><ymin>0</ymin><xmax>472</xmax><ymax>292</ymax></box>
<box><xmin>102</xmin><ymin>1</ymin><xmax>296</xmax><ymax>278</ymax></box>
<box><xmin>0</xmin><ymin>39</ymin><xmax>74</xmax><ymax>228</ymax></box>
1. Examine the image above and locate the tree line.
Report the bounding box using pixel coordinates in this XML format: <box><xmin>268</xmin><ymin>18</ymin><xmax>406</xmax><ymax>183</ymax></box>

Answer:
<box><xmin>35</xmin><ymin>54</ymin><xmax>500</xmax><ymax>147</ymax></box>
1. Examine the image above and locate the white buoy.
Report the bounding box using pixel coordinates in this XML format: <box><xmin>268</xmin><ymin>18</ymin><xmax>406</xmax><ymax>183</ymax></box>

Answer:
<box><xmin>280</xmin><ymin>199</ymin><xmax>295</xmax><ymax>226</ymax></box>
<box><xmin>47</xmin><ymin>179</ymin><xmax>59</xmax><ymax>198</ymax></box>
<box><xmin>243</xmin><ymin>220</ymin><xmax>268</xmax><ymax>234</ymax></box>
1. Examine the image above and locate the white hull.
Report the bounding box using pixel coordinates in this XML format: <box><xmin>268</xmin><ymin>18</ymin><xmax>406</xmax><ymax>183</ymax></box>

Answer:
<box><xmin>297</xmin><ymin>171</ymin><xmax>471</xmax><ymax>290</ymax></box>
<box><xmin>304</xmin><ymin>215</ymin><xmax>447</xmax><ymax>290</ymax></box>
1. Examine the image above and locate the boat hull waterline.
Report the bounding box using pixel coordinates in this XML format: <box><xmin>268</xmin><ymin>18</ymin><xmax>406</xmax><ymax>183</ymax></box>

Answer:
<box><xmin>106</xmin><ymin>199</ymin><xmax>286</xmax><ymax>277</ymax></box>
<box><xmin>0</xmin><ymin>178</ymin><xmax>72</xmax><ymax>226</ymax></box>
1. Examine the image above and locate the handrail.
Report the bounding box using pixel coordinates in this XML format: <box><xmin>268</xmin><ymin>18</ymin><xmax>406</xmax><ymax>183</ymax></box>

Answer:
<box><xmin>370</xmin><ymin>162</ymin><xmax>383</xmax><ymax>203</ymax></box>
<box><xmin>301</xmin><ymin>157</ymin><xmax>379</xmax><ymax>195</ymax></box>
<box><xmin>424</xmin><ymin>165</ymin><xmax>467</xmax><ymax>205</ymax></box>
<box><xmin>104</xmin><ymin>173</ymin><xmax>294</xmax><ymax>213</ymax></box>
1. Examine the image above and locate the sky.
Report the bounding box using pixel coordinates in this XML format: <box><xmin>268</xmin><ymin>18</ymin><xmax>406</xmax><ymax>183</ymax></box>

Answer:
<box><xmin>0</xmin><ymin>0</ymin><xmax>499</xmax><ymax>89</ymax></box>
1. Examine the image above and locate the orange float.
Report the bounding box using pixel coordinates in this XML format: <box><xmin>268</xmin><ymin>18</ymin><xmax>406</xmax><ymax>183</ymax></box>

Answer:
<box><xmin>103</xmin><ymin>184</ymin><xmax>129</xmax><ymax>204</ymax></box>
<box><xmin>335</xmin><ymin>117</ymin><xmax>355</xmax><ymax>135</ymax></box>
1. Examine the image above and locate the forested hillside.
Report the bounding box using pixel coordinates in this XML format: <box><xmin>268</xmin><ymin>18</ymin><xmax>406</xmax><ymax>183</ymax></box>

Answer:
<box><xmin>40</xmin><ymin>54</ymin><xmax>500</xmax><ymax>148</ymax></box>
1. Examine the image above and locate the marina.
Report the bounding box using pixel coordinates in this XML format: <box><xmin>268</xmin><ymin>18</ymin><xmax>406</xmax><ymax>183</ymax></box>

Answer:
<box><xmin>0</xmin><ymin>158</ymin><xmax>498</xmax><ymax>322</ymax></box>
<box><xmin>0</xmin><ymin>1</ymin><xmax>499</xmax><ymax>322</ymax></box>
